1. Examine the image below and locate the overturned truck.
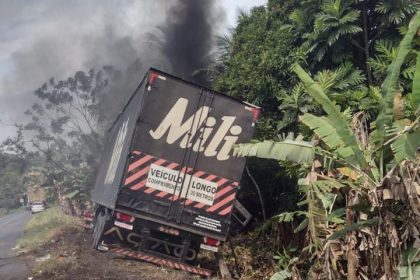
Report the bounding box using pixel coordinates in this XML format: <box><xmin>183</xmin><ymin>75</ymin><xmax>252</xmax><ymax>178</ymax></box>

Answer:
<box><xmin>91</xmin><ymin>68</ymin><xmax>258</xmax><ymax>276</ymax></box>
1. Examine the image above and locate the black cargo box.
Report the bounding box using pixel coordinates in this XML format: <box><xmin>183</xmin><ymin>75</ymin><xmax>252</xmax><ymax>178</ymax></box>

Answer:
<box><xmin>92</xmin><ymin>68</ymin><xmax>259</xmax><ymax>240</ymax></box>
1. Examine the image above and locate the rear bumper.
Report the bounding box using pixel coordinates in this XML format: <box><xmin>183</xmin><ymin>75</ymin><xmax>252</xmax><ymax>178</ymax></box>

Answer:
<box><xmin>114</xmin><ymin>207</ymin><xmax>227</xmax><ymax>241</ymax></box>
<box><xmin>109</xmin><ymin>245</ymin><xmax>212</xmax><ymax>277</ymax></box>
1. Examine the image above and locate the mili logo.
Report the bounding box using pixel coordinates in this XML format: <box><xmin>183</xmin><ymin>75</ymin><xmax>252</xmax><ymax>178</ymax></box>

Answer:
<box><xmin>149</xmin><ymin>98</ymin><xmax>242</xmax><ymax>161</ymax></box>
<box><xmin>104</xmin><ymin>117</ymin><xmax>129</xmax><ymax>184</ymax></box>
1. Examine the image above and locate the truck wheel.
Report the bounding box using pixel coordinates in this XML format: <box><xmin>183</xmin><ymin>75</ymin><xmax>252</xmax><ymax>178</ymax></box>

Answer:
<box><xmin>91</xmin><ymin>210</ymin><xmax>106</xmax><ymax>249</ymax></box>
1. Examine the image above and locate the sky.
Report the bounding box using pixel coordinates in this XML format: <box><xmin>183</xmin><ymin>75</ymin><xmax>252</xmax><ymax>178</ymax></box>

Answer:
<box><xmin>0</xmin><ymin>0</ymin><xmax>267</xmax><ymax>141</ymax></box>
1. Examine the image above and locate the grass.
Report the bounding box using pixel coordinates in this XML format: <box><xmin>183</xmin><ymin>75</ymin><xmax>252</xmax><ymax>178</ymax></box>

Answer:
<box><xmin>16</xmin><ymin>207</ymin><xmax>82</xmax><ymax>252</ymax></box>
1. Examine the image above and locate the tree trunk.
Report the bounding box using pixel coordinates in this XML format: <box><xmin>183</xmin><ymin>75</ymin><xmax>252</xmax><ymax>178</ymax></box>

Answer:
<box><xmin>346</xmin><ymin>192</ymin><xmax>359</xmax><ymax>280</ymax></box>
<box><xmin>362</xmin><ymin>0</ymin><xmax>373</xmax><ymax>86</ymax></box>
<box><xmin>347</xmin><ymin>246</ymin><xmax>358</xmax><ymax>280</ymax></box>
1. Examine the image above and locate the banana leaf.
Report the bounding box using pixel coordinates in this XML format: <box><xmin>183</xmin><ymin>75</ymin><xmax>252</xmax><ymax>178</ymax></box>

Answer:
<box><xmin>327</xmin><ymin>218</ymin><xmax>378</xmax><ymax>240</ymax></box>
<box><xmin>411</xmin><ymin>52</ymin><xmax>420</xmax><ymax>110</ymax></box>
<box><xmin>398</xmin><ymin>247</ymin><xmax>420</xmax><ymax>280</ymax></box>
<box><xmin>375</xmin><ymin>11</ymin><xmax>420</xmax><ymax>144</ymax></box>
<box><xmin>233</xmin><ymin>140</ymin><xmax>315</xmax><ymax>164</ymax></box>
<box><xmin>391</xmin><ymin>130</ymin><xmax>420</xmax><ymax>162</ymax></box>
<box><xmin>300</xmin><ymin>113</ymin><xmax>357</xmax><ymax>160</ymax></box>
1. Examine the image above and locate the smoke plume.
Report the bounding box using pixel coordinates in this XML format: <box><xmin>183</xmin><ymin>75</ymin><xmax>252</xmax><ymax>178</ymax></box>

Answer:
<box><xmin>0</xmin><ymin>0</ymin><xmax>224</xmax><ymax>140</ymax></box>
<box><xmin>158</xmin><ymin>0</ymin><xmax>222</xmax><ymax>84</ymax></box>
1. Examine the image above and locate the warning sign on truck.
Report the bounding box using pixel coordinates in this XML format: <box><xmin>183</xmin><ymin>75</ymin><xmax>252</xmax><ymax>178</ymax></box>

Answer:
<box><xmin>146</xmin><ymin>164</ymin><xmax>218</xmax><ymax>206</ymax></box>
<box><xmin>193</xmin><ymin>215</ymin><xmax>222</xmax><ymax>232</ymax></box>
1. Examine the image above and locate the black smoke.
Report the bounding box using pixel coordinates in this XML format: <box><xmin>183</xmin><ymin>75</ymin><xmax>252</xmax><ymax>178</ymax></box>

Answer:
<box><xmin>106</xmin><ymin>0</ymin><xmax>222</xmax><ymax>111</ymax></box>
<box><xmin>105</xmin><ymin>0</ymin><xmax>222</xmax><ymax>121</ymax></box>
<box><xmin>157</xmin><ymin>0</ymin><xmax>222</xmax><ymax>85</ymax></box>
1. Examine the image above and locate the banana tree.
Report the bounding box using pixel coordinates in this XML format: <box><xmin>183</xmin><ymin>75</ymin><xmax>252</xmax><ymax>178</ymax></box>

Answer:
<box><xmin>234</xmin><ymin>11</ymin><xmax>420</xmax><ymax>280</ymax></box>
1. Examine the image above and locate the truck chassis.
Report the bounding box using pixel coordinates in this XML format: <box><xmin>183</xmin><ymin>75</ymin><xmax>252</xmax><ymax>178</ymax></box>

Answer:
<box><xmin>92</xmin><ymin>206</ymin><xmax>215</xmax><ymax>276</ymax></box>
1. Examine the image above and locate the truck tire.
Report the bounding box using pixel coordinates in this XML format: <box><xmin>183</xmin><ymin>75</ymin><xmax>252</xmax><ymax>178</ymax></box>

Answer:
<box><xmin>91</xmin><ymin>210</ymin><xmax>106</xmax><ymax>249</ymax></box>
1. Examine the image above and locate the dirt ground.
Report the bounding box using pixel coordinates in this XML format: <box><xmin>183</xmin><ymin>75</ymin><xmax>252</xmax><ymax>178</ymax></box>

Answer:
<box><xmin>26</xmin><ymin>227</ymin><xmax>217</xmax><ymax>280</ymax></box>
<box><xmin>21</xmin><ymin>217</ymin><xmax>283</xmax><ymax>280</ymax></box>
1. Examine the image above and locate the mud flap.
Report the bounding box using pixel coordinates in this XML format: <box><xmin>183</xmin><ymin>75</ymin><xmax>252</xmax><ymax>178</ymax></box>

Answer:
<box><xmin>92</xmin><ymin>209</ymin><xmax>108</xmax><ymax>249</ymax></box>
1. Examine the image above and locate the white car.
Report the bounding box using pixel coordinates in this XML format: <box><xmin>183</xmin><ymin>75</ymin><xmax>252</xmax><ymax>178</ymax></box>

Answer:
<box><xmin>31</xmin><ymin>202</ymin><xmax>45</xmax><ymax>214</ymax></box>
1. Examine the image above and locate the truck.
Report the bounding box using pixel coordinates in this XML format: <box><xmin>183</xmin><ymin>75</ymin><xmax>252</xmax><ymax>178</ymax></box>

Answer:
<box><xmin>91</xmin><ymin>68</ymin><xmax>259</xmax><ymax>276</ymax></box>
<box><xmin>27</xmin><ymin>186</ymin><xmax>46</xmax><ymax>213</ymax></box>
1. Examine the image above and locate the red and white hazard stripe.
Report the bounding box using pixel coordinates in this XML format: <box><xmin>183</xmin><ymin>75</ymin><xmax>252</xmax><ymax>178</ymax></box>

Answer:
<box><xmin>123</xmin><ymin>151</ymin><xmax>239</xmax><ymax>216</ymax></box>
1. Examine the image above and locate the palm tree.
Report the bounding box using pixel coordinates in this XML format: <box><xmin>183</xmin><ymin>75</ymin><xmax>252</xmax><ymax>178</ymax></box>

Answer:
<box><xmin>303</xmin><ymin>0</ymin><xmax>363</xmax><ymax>63</ymax></box>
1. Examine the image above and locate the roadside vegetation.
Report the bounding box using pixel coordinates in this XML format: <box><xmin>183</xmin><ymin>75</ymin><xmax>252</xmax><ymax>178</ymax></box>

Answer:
<box><xmin>16</xmin><ymin>207</ymin><xmax>82</xmax><ymax>252</ymax></box>
<box><xmin>212</xmin><ymin>2</ymin><xmax>420</xmax><ymax>279</ymax></box>
<box><xmin>0</xmin><ymin>152</ymin><xmax>32</xmax><ymax>212</ymax></box>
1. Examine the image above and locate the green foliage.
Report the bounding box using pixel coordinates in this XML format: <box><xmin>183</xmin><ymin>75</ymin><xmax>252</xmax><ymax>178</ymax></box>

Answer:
<box><xmin>214</xmin><ymin>0</ymin><xmax>419</xmax><ymax>141</ymax></box>
<box><xmin>276</xmin><ymin>84</ymin><xmax>318</xmax><ymax>131</ymax></box>
<box><xmin>300</xmin><ymin>114</ymin><xmax>348</xmax><ymax>152</ymax></box>
<box><xmin>297</xmin><ymin>179</ymin><xmax>342</xmax><ymax>254</ymax></box>
<box><xmin>375</xmin><ymin>0</ymin><xmax>420</xmax><ymax>25</ymax></box>
<box><xmin>390</xmin><ymin>126</ymin><xmax>420</xmax><ymax>162</ymax></box>
<box><xmin>315</xmin><ymin>62</ymin><xmax>366</xmax><ymax>93</ymax></box>
<box><xmin>212</xmin><ymin>2</ymin><xmax>304</xmax><ymax>137</ymax></box>
<box><xmin>411</xmin><ymin>52</ymin><xmax>420</xmax><ymax>110</ymax></box>
<box><xmin>221</xmin><ymin>2</ymin><xmax>420</xmax><ymax>279</ymax></box>
<box><xmin>306</xmin><ymin>0</ymin><xmax>362</xmax><ymax>63</ymax></box>
<box><xmin>327</xmin><ymin>218</ymin><xmax>378</xmax><ymax>240</ymax></box>
<box><xmin>398</xmin><ymin>246</ymin><xmax>420</xmax><ymax>280</ymax></box>
<box><xmin>326</xmin><ymin>207</ymin><xmax>346</xmax><ymax>224</ymax></box>
<box><xmin>277</xmin><ymin>210</ymin><xmax>306</xmax><ymax>223</ymax></box>
<box><xmin>270</xmin><ymin>247</ymin><xmax>298</xmax><ymax>280</ymax></box>
<box><xmin>369</xmin><ymin>39</ymin><xmax>400</xmax><ymax>81</ymax></box>
<box><xmin>0</xmin><ymin>152</ymin><xmax>29</xmax><ymax>209</ymax></box>
<box><xmin>270</xmin><ymin>270</ymin><xmax>292</xmax><ymax>280</ymax></box>
<box><xmin>293</xmin><ymin>64</ymin><xmax>369</xmax><ymax>171</ymax></box>
<box><xmin>375</xmin><ymin>11</ymin><xmax>420</xmax><ymax>145</ymax></box>
<box><xmin>234</xmin><ymin>11</ymin><xmax>420</xmax><ymax>278</ymax></box>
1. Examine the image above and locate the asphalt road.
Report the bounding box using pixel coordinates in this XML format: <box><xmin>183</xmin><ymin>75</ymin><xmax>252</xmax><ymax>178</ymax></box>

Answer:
<box><xmin>0</xmin><ymin>211</ymin><xmax>32</xmax><ymax>280</ymax></box>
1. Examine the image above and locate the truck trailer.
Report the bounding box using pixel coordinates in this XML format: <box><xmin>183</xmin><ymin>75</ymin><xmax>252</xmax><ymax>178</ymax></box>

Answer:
<box><xmin>91</xmin><ymin>68</ymin><xmax>259</xmax><ymax>276</ymax></box>
<box><xmin>27</xmin><ymin>186</ymin><xmax>46</xmax><ymax>213</ymax></box>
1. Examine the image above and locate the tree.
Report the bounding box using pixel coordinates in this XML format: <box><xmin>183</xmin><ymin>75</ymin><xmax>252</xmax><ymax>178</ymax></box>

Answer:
<box><xmin>293</xmin><ymin>0</ymin><xmax>419</xmax><ymax>82</ymax></box>
<box><xmin>0</xmin><ymin>125</ymin><xmax>40</xmax><ymax>210</ymax></box>
<box><xmin>19</xmin><ymin>66</ymin><xmax>124</xmax><ymax>207</ymax></box>
<box><xmin>0</xmin><ymin>152</ymin><xmax>29</xmax><ymax>210</ymax></box>
<box><xmin>213</xmin><ymin>1</ymin><xmax>418</xmax><ymax>139</ymax></box>
<box><xmin>24</xmin><ymin>66</ymin><xmax>121</xmax><ymax>158</ymax></box>
<box><xmin>302</xmin><ymin>0</ymin><xmax>363</xmax><ymax>65</ymax></box>
<box><xmin>212</xmin><ymin>3</ymin><xmax>304</xmax><ymax>138</ymax></box>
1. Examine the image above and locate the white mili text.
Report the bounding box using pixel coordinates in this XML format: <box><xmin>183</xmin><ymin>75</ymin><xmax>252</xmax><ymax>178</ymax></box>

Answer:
<box><xmin>149</xmin><ymin>98</ymin><xmax>243</xmax><ymax>161</ymax></box>
<box><xmin>146</xmin><ymin>164</ymin><xmax>218</xmax><ymax>205</ymax></box>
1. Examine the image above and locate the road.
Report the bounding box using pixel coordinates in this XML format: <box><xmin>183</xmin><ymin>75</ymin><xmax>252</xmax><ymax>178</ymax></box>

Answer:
<box><xmin>0</xmin><ymin>211</ymin><xmax>32</xmax><ymax>280</ymax></box>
